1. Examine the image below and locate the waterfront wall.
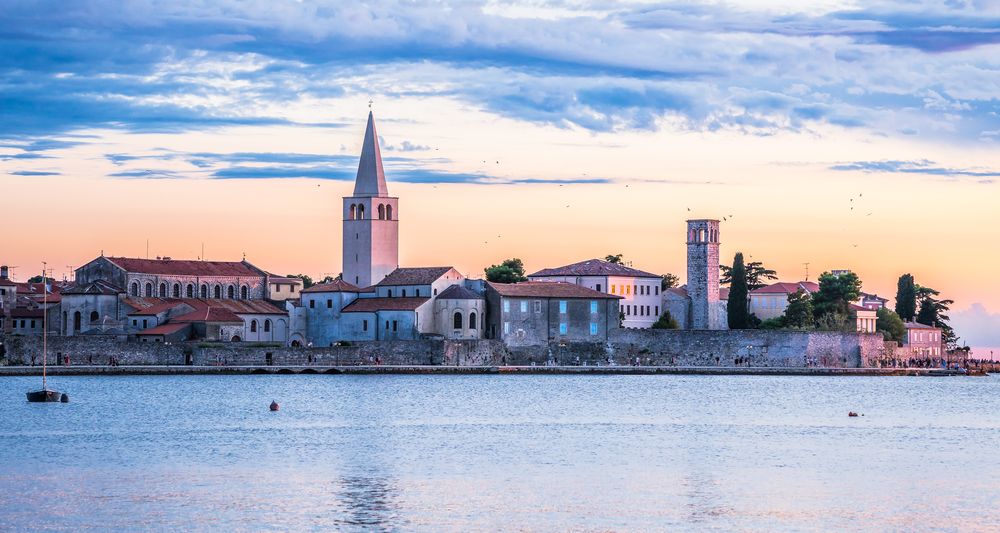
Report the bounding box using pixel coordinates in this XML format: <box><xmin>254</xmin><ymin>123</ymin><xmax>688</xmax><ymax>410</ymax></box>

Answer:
<box><xmin>0</xmin><ymin>329</ymin><xmax>883</xmax><ymax>368</ymax></box>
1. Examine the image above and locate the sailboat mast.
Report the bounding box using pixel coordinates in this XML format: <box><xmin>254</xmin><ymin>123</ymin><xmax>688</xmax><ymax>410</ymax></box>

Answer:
<box><xmin>41</xmin><ymin>262</ymin><xmax>47</xmax><ymax>390</ymax></box>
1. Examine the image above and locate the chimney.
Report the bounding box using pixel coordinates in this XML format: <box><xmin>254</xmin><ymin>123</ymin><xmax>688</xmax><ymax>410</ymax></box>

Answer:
<box><xmin>0</xmin><ymin>265</ymin><xmax>7</xmax><ymax>280</ymax></box>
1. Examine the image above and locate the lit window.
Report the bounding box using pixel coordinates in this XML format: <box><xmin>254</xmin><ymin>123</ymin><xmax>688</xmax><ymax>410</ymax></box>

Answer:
<box><xmin>590</xmin><ymin>301</ymin><xmax>598</xmax><ymax>314</ymax></box>
<box><xmin>590</xmin><ymin>323</ymin><xmax>598</xmax><ymax>335</ymax></box>
<box><xmin>559</xmin><ymin>301</ymin><xmax>567</xmax><ymax>314</ymax></box>
<box><xmin>503</xmin><ymin>321</ymin><xmax>510</xmax><ymax>334</ymax></box>
<box><xmin>559</xmin><ymin>323</ymin><xmax>567</xmax><ymax>335</ymax></box>
<box><xmin>611</xmin><ymin>285</ymin><xmax>616</xmax><ymax>295</ymax></box>
<box><xmin>503</xmin><ymin>300</ymin><xmax>510</xmax><ymax>312</ymax></box>
<box><xmin>520</xmin><ymin>300</ymin><xmax>527</xmax><ymax>313</ymax></box>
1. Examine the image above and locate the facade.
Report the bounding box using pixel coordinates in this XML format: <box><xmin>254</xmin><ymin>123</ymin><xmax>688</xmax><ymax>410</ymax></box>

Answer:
<box><xmin>485</xmin><ymin>281</ymin><xmax>621</xmax><ymax>346</ymax></box>
<box><xmin>433</xmin><ymin>285</ymin><xmax>485</xmax><ymax>339</ymax></box>
<box><xmin>266</xmin><ymin>275</ymin><xmax>304</xmax><ymax>301</ymax></box>
<box><xmin>858</xmin><ymin>292</ymin><xmax>889</xmax><ymax>310</ymax></box>
<box><xmin>528</xmin><ymin>258</ymin><xmax>662</xmax><ymax>328</ymax></box>
<box><xmin>686</xmin><ymin>219</ymin><xmax>725</xmax><ymax>330</ymax></box>
<box><xmin>342</xmin><ymin>111</ymin><xmax>399</xmax><ymax>288</ymax></box>
<box><xmin>75</xmin><ymin>256</ymin><xmax>269</xmax><ymax>301</ymax></box>
<box><xmin>297</xmin><ymin>279</ymin><xmax>363</xmax><ymax>347</ymax></box>
<box><xmin>852</xmin><ymin>305</ymin><xmax>878</xmax><ymax>334</ymax></box>
<box><xmin>663</xmin><ymin>286</ymin><xmax>729</xmax><ymax>330</ymax></box>
<box><xmin>903</xmin><ymin>321</ymin><xmax>944</xmax><ymax>358</ymax></box>
<box><xmin>749</xmin><ymin>281</ymin><xmax>820</xmax><ymax>320</ymax></box>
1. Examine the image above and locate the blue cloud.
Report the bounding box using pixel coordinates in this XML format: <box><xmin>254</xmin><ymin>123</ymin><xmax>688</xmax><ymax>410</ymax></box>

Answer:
<box><xmin>8</xmin><ymin>170</ymin><xmax>60</xmax><ymax>176</ymax></box>
<box><xmin>830</xmin><ymin>160</ymin><xmax>1000</xmax><ymax>181</ymax></box>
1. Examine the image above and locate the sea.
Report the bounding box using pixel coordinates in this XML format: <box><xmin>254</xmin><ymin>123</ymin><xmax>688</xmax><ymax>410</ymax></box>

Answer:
<box><xmin>2</xmin><ymin>374</ymin><xmax>999</xmax><ymax>532</ymax></box>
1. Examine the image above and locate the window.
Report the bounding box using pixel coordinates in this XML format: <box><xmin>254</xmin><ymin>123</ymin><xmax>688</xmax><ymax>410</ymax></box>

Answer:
<box><xmin>392</xmin><ymin>320</ymin><xmax>398</xmax><ymax>332</ymax></box>
<box><xmin>503</xmin><ymin>321</ymin><xmax>510</xmax><ymax>334</ymax></box>
<box><xmin>327</xmin><ymin>299</ymin><xmax>332</xmax><ymax>309</ymax></box>
<box><xmin>655</xmin><ymin>286</ymin><xmax>659</xmax><ymax>296</ymax></box>
<box><xmin>503</xmin><ymin>300</ymin><xmax>510</xmax><ymax>312</ymax></box>
<box><xmin>159</xmin><ymin>283</ymin><xmax>167</xmax><ymax>297</ymax></box>
<box><xmin>227</xmin><ymin>285</ymin><xmax>235</xmax><ymax>299</ymax></box>
<box><xmin>142</xmin><ymin>319</ymin><xmax>148</xmax><ymax>328</ymax></box>
<box><xmin>264</xmin><ymin>320</ymin><xmax>271</xmax><ymax>333</ymax></box>
<box><xmin>559</xmin><ymin>323</ymin><xmax>567</xmax><ymax>335</ymax></box>
<box><xmin>385</xmin><ymin>320</ymin><xmax>389</xmax><ymax>331</ymax></box>
<box><xmin>358</xmin><ymin>204</ymin><xmax>365</xmax><ymax>219</ymax></box>
<box><xmin>415</xmin><ymin>289</ymin><xmax>420</xmax><ymax>297</ymax></box>
<box><xmin>30</xmin><ymin>320</ymin><xmax>36</xmax><ymax>329</ymax></box>
<box><xmin>131</xmin><ymin>282</ymin><xmax>138</xmax><ymax>296</ymax></box>
<box><xmin>172</xmin><ymin>283</ymin><xmax>180</xmax><ymax>298</ymax></box>
<box><xmin>378</xmin><ymin>204</ymin><xmax>385</xmax><ymax>219</ymax></box>
<box><xmin>590</xmin><ymin>301</ymin><xmax>598</xmax><ymax>314</ymax></box>
<box><xmin>90</xmin><ymin>311</ymin><xmax>99</xmax><ymax>322</ymax></box>
<box><xmin>363</xmin><ymin>320</ymin><xmax>369</xmax><ymax>331</ymax></box>
<box><xmin>469</xmin><ymin>312</ymin><xmax>477</xmax><ymax>329</ymax></box>
<box><xmin>520</xmin><ymin>300</ymin><xmax>527</xmax><ymax>313</ymax></box>
<box><xmin>387</xmin><ymin>289</ymin><xmax>392</xmax><ymax>297</ymax></box>
<box><xmin>386</xmin><ymin>205</ymin><xmax>392</xmax><ymax>220</ymax></box>
<box><xmin>454</xmin><ymin>311</ymin><xmax>463</xmax><ymax>329</ymax></box>
<box><xmin>611</xmin><ymin>285</ymin><xmax>616</xmax><ymax>295</ymax></box>
<box><xmin>596</xmin><ymin>284</ymin><xmax>602</xmax><ymax>292</ymax></box>
<box><xmin>240</xmin><ymin>286</ymin><xmax>248</xmax><ymax>299</ymax></box>
<box><xmin>655</xmin><ymin>306</ymin><xmax>659</xmax><ymax>316</ymax></box>
<box><xmin>434</xmin><ymin>288</ymin><xmax>437</xmax><ymax>296</ymax></box>
<box><xmin>186</xmin><ymin>284</ymin><xmax>194</xmax><ymax>298</ymax></box>
<box><xmin>559</xmin><ymin>301</ymin><xmax>567</xmax><ymax>314</ymax></box>
<box><xmin>309</xmin><ymin>299</ymin><xmax>315</xmax><ymax>309</ymax></box>
<box><xmin>590</xmin><ymin>322</ymin><xmax>598</xmax><ymax>335</ymax></box>
<box><xmin>250</xmin><ymin>320</ymin><xmax>257</xmax><ymax>333</ymax></box>
<box><xmin>200</xmin><ymin>284</ymin><xmax>208</xmax><ymax>298</ymax></box>
<box><xmin>625</xmin><ymin>285</ymin><xmax>630</xmax><ymax>296</ymax></box>
<box><xmin>402</xmin><ymin>289</ymin><xmax>406</xmax><ymax>297</ymax></box>
<box><xmin>214</xmin><ymin>285</ymin><xmax>221</xmax><ymax>299</ymax></box>
<box><xmin>132</xmin><ymin>319</ymin><xmax>137</xmax><ymax>326</ymax></box>
<box><xmin>145</xmin><ymin>283</ymin><xmax>153</xmax><ymax>297</ymax></box>
<box><xmin>533</xmin><ymin>300</ymin><xmax>541</xmax><ymax>313</ymax></box>
<box><xmin>350</xmin><ymin>204</ymin><xmax>356</xmax><ymax>220</ymax></box>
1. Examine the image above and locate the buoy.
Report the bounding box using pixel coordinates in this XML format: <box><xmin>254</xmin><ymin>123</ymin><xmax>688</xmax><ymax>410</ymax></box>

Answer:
<box><xmin>848</xmin><ymin>411</ymin><xmax>858</xmax><ymax>417</ymax></box>
<box><xmin>60</xmin><ymin>394</ymin><xmax>69</xmax><ymax>403</ymax></box>
<box><xmin>269</xmin><ymin>400</ymin><xmax>279</xmax><ymax>411</ymax></box>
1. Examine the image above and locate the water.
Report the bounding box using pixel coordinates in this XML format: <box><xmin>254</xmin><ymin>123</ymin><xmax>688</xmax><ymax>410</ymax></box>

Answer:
<box><xmin>2</xmin><ymin>374</ymin><xmax>999</xmax><ymax>532</ymax></box>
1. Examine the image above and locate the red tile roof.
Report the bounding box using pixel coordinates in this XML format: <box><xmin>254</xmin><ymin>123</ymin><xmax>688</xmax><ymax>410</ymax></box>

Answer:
<box><xmin>0</xmin><ymin>278</ymin><xmax>16</xmax><ymax>287</ymax></box>
<box><xmin>301</xmin><ymin>279</ymin><xmax>362</xmax><ymax>293</ymax></box>
<box><xmin>171</xmin><ymin>306</ymin><xmax>244</xmax><ymax>324</ymax></box>
<box><xmin>104</xmin><ymin>257</ymin><xmax>263</xmax><ymax>277</ymax></box>
<box><xmin>342</xmin><ymin>297</ymin><xmax>430</xmax><ymax>313</ymax></box>
<box><xmin>127</xmin><ymin>300</ymin><xmax>191</xmax><ymax>316</ymax></box>
<box><xmin>904</xmin><ymin>321</ymin><xmax>938</xmax><ymax>330</ymax></box>
<box><xmin>9</xmin><ymin>308</ymin><xmax>44</xmax><ymax>318</ymax></box>
<box><xmin>530</xmin><ymin>258</ymin><xmax>659</xmax><ymax>279</ymax></box>
<box><xmin>750</xmin><ymin>281</ymin><xmax>819</xmax><ymax>295</ymax></box>
<box><xmin>377</xmin><ymin>267</ymin><xmax>454</xmax><ymax>286</ymax></box>
<box><xmin>488</xmin><ymin>281</ymin><xmax>622</xmax><ymax>299</ymax></box>
<box><xmin>136</xmin><ymin>322</ymin><xmax>191</xmax><ymax>336</ymax></box>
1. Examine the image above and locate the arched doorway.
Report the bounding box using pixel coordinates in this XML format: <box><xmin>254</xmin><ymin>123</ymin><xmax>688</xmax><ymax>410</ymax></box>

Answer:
<box><xmin>230</xmin><ymin>335</ymin><xmax>242</xmax><ymax>342</ymax></box>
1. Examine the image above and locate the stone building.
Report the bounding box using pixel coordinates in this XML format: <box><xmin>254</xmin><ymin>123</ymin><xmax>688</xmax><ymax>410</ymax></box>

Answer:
<box><xmin>433</xmin><ymin>285</ymin><xmax>485</xmax><ymax>340</ymax></box>
<box><xmin>342</xmin><ymin>111</ymin><xmax>399</xmax><ymax>288</ymax></box>
<box><xmin>485</xmin><ymin>281</ymin><xmax>621</xmax><ymax>346</ymax></box>
<box><xmin>296</xmin><ymin>279</ymin><xmax>363</xmax><ymax>347</ymax></box>
<box><xmin>75</xmin><ymin>255</ymin><xmax>270</xmax><ymax>301</ymax></box>
<box><xmin>749</xmin><ymin>281</ymin><xmax>820</xmax><ymax>320</ymax></box>
<box><xmin>903</xmin><ymin>321</ymin><xmax>944</xmax><ymax>358</ymax></box>
<box><xmin>528</xmin><ymin>258</ymin><xmax>662</xmax><ymax>328</ymax></box>
<box><xmin>686</xmin><ymin>219</ymin><xmax>724</xmax><ymax>330</ymax></box>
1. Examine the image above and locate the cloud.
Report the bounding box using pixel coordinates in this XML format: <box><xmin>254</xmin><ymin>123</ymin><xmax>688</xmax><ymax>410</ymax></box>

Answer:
<box><xmin>8</xmin><ymin>170</ymin><xmax>61</xmax><ymax>176</ymax></box>
<box><xmin>830</xmin><ymin>159</ymin><xmax>1000</xmax><ymax>181</ymax></box>
<box><xmin>951</xmin><ymin>303</ymin><xmax>1000</xmax><ymax>352</ymax></box>
<box><xmin>381</xmin><ymin>138</ymin><xmax>431</xmax><ymax>152</ymax></box>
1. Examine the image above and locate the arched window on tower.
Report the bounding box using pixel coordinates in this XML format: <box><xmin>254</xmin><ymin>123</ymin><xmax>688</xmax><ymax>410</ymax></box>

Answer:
<box><xmin>160</xmin><ymin>283</ymin><xmax>167</xmax><ymax>297</ymax></box>
<box><xmin>469</xmin><ymin>312</ymin><xmax>477</xmax><ymax>329</ymax></box>
<box><xmin>378</xmin><ymin>204</ymin><xmax>385</xmax><ymax>220</ymax></box>
<box><xmin>201</xmin><ymin>284</ymin><xmax>208</xmax><ymax>298</ymax></box>
<box><xmin>214</xmin><ymin>285</ymin><xmax>222</xmax><ymax>299</ymax></box>
<box><xmin>386</xmin><ymin>205</ymin><xmax>392</xmax><ymax>220</ymax></box>
<box><xmin>172</xmin><ymin>283</ymin><xmax>180</xmax><ymax>298</ymax></box>
<box><xmin>90</xmin><ymin>311</ymin><xmax>99</xmax><ymax>323</ymax></box>
<box><xmin>227</xmin><ymin>285</ymin><xmax>235</xmax><ymax>299</ymax></box>
<box><xmin>350</xmin><ymin>204</ymin><xmax>356</xmax><ymax>220</ymax></box>
<box><xmin>186</xmin><ymin>284</ymin><xmax>194</xmax><ymax>298</ymax></box>
<box><xmin>250</xmin><ymin>320</ymin><xmax>257</xmax><ymax>333</ymax></box>
<box><xmin>689</xmin><ymin>229</ymin><xmax>696</xmax><ymax>242</ymax></box>
<box><xmin>240</xmin><ymin>285</ymin><xmax>248</xmax><ymax>299</ymax></box>
<box><xmin>358</xmin><ymin>204</ymin><xmax>365</xmax><ymax>219</ymax></box>
<box><xmin>145</xmin><ymin>283</ymin><xmax>153</xmax><ymax>297</ymax></box>
<box><xmin>453</xmin><ymin>311</ymin><xmax>463</xmax><ymax>330</ymax></box>
<box><xmin>698</xmin><ymin>229</ymin><xmax>706</xmax><ymax>242</ymax></box>
<box><xmin>131</xmin><ymin>282</ymin><xmax>138</xmax><ymax>296</ymax></box>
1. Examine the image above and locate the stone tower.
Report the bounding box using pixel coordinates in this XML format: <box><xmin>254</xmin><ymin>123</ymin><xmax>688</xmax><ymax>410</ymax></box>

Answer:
<box><xmin>342</xmin><ymin>111</ymin><xmax>399</xmax><ymax>288</ymax></box>
<box><xmin>686</xmin><ymin>219</ymin><xmax>721</xmax><ymax>329</ymax></box>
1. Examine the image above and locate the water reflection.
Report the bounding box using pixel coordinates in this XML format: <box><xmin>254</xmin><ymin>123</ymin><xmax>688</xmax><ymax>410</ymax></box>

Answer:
<box><xmin>332</xmin><ymin>475</ymin><xmax>402</xmax><ymax>530</ymax></box>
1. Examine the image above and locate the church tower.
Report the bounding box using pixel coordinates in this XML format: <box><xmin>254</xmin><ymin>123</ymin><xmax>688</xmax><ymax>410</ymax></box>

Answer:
<box><xmin>686</xmin><ymin>219</ymin><xmax>721</xmax><ymax>329</ymax></box>
<box><xmin>342</xmin><ymin>111</ymin><xmax>398</xmax><ymax>288</ymax></box>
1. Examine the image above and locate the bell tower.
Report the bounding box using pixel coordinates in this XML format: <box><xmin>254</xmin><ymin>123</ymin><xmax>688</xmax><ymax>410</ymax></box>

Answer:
<box><xmin>342</xmin><ymin>111</ymin><xmax>399</xmax><ymax>288</ymax></box>
<box><xmin>686</xmin><ymin>219</ymin><xmax>721</xmax><ymax>329</ymax></box>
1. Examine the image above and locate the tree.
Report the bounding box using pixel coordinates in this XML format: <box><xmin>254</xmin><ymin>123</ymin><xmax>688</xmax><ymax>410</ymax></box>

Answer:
<box><xmin>726</xmin><ymin>252</ymin><xmax>750</xmax><ymax>329</ymax></box>
<box><xmin>894</xmin><ymin>274</ymin><xmax>916</xmax><ymax>321</ymax></box>
<box><xmin>286</xmin><ymin>273</ymin><xmax>314</xmax><ymax>289</ymax></box>
<box><xmin>605</xmin><ymin>254</ymin><xmax>623</xmax><ymax>264</ymax></box>
<box><xmin>913</xmin><ymin>284</ymin><xmax>957</xmax><ymax>348</ymax></box>
<box><xmin>484</xmin><ymin>258</ymin><xmax>528</xmax><ymax>283</ymax></box>
<box><xmin>916</xmin><ymin>297</ymin><xmax>936</xmax><ymax>326</ymax></box>
<box><xmin>876</xmin><ymin>308</ymin><xmax>906</xmax><ymax>345</ymax></box>
<box><xmin>811</xmin><ymin>270</ymin><xmax>862</xmax><ymax>321</ymax></box>
<box><xmin>660</xmin><ymin>273</ymin><xmax>680</xmax><ymax>291</ymax></box>
<box><xmin>783</xmin><ymin>289</ymin><xmax>814</xmax><ymax>328</ymax></box>
<box><xmin>651</xmin><ymin>310</ymin><xmax>680</xmax><ymax>329</ymax></box>
<box><xmin>28</xmin><ymin>275</ymin><xmax>55</xmax><ymax>284</ymax></box>
<box><xmin>720</xmin><ymin>260</ymin><xmax>778</xmax><ymax>291</ymax></box>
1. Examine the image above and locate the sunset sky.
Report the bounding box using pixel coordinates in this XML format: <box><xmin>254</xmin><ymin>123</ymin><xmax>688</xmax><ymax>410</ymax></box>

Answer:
<box><xmin>2</xmin><ymin>1</ymin><xmax>999</xmax><ymax>351</ymax></box>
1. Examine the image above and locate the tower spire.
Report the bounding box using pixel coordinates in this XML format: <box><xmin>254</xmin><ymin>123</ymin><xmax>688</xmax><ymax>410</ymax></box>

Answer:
<box><xmin>353</xmin><ymin>111</ymin><xmax>388</xmax><ymax>197</ymax></box>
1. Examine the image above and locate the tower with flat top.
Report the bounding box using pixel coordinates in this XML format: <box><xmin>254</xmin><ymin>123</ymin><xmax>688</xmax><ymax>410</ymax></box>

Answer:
<box><xmin>686</xmin><ymin>219</ymin><xmax>721</xmax><ymax>329</ymax></box>
<box><xmin>342</xmin><ymin>111</ymin><xmax>399</xmax><ymax>288</ymax></box>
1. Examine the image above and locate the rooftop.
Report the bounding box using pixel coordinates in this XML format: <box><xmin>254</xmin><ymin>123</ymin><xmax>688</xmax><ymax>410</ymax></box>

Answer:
<box><xmin>136</xmin><ymin>322</ymin><xmax>191</xmax><ymax>336</ymax></box>
<box><xmin>378</xmin><ymin>267</ymin><xmax>454</xmax><ymax>286</ymax></box>
<box><xmin>104</xmin><ymin>256</ymin><xmax>263</xmax><ymax>278</ymax></box>
<box><xmin>342</xmin><ymin>297</ymin><xmax>430</xmax><ymax>313</ymax></box>
<box><xmin>904</xmin><ymin>321</ymin><xmax>939</xmax><ymax>330</ymax></box>
<box><xmin>436</xmin><ymin>285</ymin><xmax>483</xmax><ymax>300</ymax></box>
<box><xmin>62</xmin><ymin>279</ymin><xmax>123</xmax><ymax>295</ymax></box>
<box><xmin>301</xmin><ymin>279</ymin><xmax>362</xmax><ymax>293</ymax></box>
<box><xmin>488</xmin><ymin>281</ymin><xmax>622</xmax><ymax>299</ymax></box>
<box><xmin>750</xmin><ymin>281</ymin><xmax>820</xmax><ymax>295</ymax></box>
<box><xmin>529</xmin><ymin>258</ymin><xmax>659</xmax><ymax>279</ymax></box>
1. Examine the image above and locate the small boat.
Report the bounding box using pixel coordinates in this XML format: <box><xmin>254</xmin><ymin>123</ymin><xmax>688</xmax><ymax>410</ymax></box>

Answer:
<box><xmin>26</xmin><ymin>262</ymin><xmax>64</xmax><ymax>403</ymax></box>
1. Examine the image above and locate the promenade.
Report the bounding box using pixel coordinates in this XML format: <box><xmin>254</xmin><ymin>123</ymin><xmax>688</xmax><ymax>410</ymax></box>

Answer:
<box><xmin>0</xmin><ymin>365</ymin><xmax>977</xmax><ymax>377</ymax></box>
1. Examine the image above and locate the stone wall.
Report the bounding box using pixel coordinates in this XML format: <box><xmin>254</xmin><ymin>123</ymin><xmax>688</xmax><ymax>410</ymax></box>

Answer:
<box><xmin>1</xmin><ymin>329</ymin><xmax>881</xmax><ymax>368</ymax></box>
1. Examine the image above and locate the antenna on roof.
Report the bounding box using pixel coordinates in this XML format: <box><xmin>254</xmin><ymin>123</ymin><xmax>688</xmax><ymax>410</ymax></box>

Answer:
<box><xmin>803</xmin><ymin>262</ymin><xmax>810</xmax><ymax>282</ymax></box>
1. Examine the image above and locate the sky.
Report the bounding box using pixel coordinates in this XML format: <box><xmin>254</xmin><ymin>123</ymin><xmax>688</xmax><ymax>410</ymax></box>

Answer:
<box><xmin>2</xmin><ymin>0</ymin><xmax>999</xmax><ymax>351</ymax></box>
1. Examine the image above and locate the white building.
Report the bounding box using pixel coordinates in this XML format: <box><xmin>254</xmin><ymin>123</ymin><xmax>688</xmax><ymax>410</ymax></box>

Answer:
<box><xmin>528</xmin><ymin>258</ymin><xmax>662</xmax><ymax>328</ymax></box>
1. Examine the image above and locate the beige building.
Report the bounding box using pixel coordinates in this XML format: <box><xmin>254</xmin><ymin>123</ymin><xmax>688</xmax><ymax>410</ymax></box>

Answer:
<box><xmin>749</xmin><ymin>281</ymin><xmax>819</xmax><ymax>320</ymax></box>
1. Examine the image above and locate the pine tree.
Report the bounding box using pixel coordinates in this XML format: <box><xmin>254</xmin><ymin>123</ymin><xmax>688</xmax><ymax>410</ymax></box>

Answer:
<box><xmin>727</xmin><ymin>252</ymin><xmax>750</xmax><ymax>329</ymax></box>
<box><xmin>894</xmin><ymin>274</ymin><xmax>916</xmax><ymax>321</ymax></box>
<box><xmin>916</xmin><ymin>297</ymin><xmax>937</xmax><ymax>326</ymax></box>
<box><xmin>652</xmin><ymin>310</ymin><xmax>680</xmax><ymax>329</ymax></box>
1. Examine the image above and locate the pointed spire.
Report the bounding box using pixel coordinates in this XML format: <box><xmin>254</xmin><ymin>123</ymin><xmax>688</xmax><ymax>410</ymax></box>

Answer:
<box><xmin>353</xmin><ymin>111</ymin><xmax>388</xmax><ymax>197</ymax></box>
